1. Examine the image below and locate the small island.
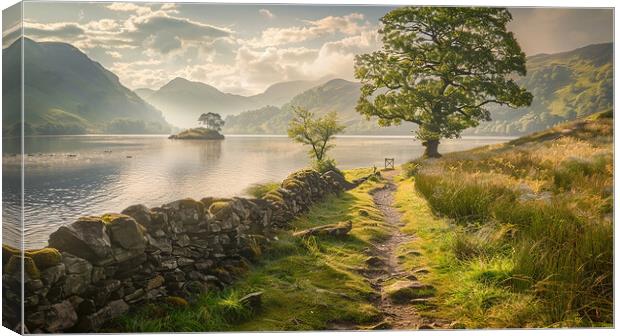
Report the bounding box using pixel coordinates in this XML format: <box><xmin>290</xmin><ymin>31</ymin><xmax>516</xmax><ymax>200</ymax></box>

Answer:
<box><xmin>168</xmin><ymin>112</ymin><xmax>225</xmax><ymax>140</ymax></box>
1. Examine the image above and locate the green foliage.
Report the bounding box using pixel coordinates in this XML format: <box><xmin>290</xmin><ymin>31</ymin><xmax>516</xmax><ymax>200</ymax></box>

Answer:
<box><xmin>355</xmin><ymin>7</ymin><xmax>532</xmax><ymax>155</ymax></box>
<box><xmin>244</xmin><ymin>182</ymin><xmax>279</xmax><ymax>198</ymax></box>
<box><xmin>287</xmin><ymin>106</ymin><xmax>345</xmax><ymax>167</ymax></box>
<box><xmin>312</xmin><ymin>158</ymin><xmax>341</xmax><ymax>174</ymax></box>
<box><xmin>198</xmin><ymin>112</ymin><xmax>225</xmax><ymax>131</ymax></box>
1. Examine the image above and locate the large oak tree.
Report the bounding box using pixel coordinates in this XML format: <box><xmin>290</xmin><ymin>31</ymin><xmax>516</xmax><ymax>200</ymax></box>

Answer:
<box><xmin>355</xmin><ymin>7</ymin><xmax>533</xmax><ymax>157</ymax></box>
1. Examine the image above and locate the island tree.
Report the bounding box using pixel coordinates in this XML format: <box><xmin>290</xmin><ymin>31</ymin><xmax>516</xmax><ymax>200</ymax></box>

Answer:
<box><xmin>287</xmin><ymin>106</ymin><xmax>345</xmax><ymax>172</ymax></box>
<box><xmin>198</xmin><ymin>112</ymin><xmax>225</xmax><ymax>132</ymax></box>
<box><xmin>355</xmin><ymin>7</ymin><xmax>533</xmax><ymax>157</ymax></box>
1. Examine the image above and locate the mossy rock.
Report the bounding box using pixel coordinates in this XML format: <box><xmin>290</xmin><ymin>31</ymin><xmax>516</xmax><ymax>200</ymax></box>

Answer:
<box><xmin>25</xmin><ymin>247</ymin><xmax>62</xmax><ymax>269</ymax></box>
<box><xmin>165</xmin><ymin>296</ymin><xmax>188</xmax><ymax>306</ymax></box>
<box><xmin>263</xmin><ymin>191</ymin><xmax>285</xmax><ymax>204</ymax></box>
<box><xmin>282</xmin><ymin>178</ymin><xmax>306</xmax><ymax>190</ymax></box>
<box><xmin>209</xmin><ymin>201</ymin><xmax>230</xmax><ymax>215</ymax></box>
<box><xmin>101</xmin><ymin>213</ymin><xmax>126</xmax><ymax>224</ymax></box>
<box><xmin>3</xmin><ymin>244</ymin><xmax>20</xmax><ymax>265</ymax></box>
<box><xmin>178</xmin><ymin>198</ymin><xmax>204</xmax><ymax>210</ymax></box>
<box><xmin>201</xmin><ymin>197</ymin><xmax>231</xmax><ymax>209</ymax></box>
<box><xmin>6</xmin><ymin>255</ymin><xmax>40</xmax><ymax>279</ymax></box>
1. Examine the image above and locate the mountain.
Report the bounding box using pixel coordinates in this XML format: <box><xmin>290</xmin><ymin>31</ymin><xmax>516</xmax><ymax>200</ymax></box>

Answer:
<box><xmin>224</xmin><ymin>79</ymin><xmax>415</xmax><ymax>135</ymax></box>
<box><xmin>140</xmin><ymin>76</ymin><xmax>333</xmax><ymax>128</ymax></box>
<box><xmin>225</xmin><ymin>43</ymin><xmax>612</xmax><ymax>136</ymax></box>
<box><xmin>134</xmin><ymin>88</ymin><xmax>155</xmax><ymax>100</ymax></box>
<box><xmin>2</xmin><ymin>38</ymin><xmax>172</xmax><ymax>135</ymax></box>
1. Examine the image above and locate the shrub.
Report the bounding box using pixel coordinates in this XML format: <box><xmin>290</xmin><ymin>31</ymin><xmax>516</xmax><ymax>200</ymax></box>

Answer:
<box><xmin>313</xmin><ymin>158</ymin><xmax>341</xmax><ymax>174</ymax></box>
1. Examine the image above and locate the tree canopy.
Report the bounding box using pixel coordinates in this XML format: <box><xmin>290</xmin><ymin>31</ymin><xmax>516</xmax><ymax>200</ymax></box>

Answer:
<box><xmin>287</xmin><ymin>106</ymin><xmax>345</xmax><ymax>172</ymax></box>
<box><xmin>355</xmin><ymin>7</ymin><xmax>533</xmax><ymax>157</ymax></box>
<box><xmin>198</xmin><ymin>112</ymin><xmax>225</xmax><ymax>132</ymax></box>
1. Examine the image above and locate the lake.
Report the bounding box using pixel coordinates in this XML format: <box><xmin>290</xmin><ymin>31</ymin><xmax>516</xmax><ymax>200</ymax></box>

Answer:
<box><xmin>2</xmin><ymin>134</ymin><xmax>512</xmax><ymax>248</ymax></box>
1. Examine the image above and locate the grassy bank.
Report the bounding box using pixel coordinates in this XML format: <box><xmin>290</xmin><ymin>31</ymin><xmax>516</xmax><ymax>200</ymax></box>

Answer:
<box><xmin>396</xmin><ymin>112</ymin><xmax>613</xmax><ymax>327</ymax></box>
<box><xmin>110</xmin><ymin>168</ymin><xmax>388</xmax><ymax>332</ymax></box>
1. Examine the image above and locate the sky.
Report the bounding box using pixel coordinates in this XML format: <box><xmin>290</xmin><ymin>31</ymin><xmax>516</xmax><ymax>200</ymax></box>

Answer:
<box><xmin>2</xmin><ymin>3</ymin><xmax>614</xmax><ymax>95</ymax></box>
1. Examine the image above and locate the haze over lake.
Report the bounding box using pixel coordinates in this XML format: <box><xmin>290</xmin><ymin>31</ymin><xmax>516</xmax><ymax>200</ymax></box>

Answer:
<box><xmin>3</xmin><ymin>135</ymin><xmax>511</xmax><ymax>248</ymax></box>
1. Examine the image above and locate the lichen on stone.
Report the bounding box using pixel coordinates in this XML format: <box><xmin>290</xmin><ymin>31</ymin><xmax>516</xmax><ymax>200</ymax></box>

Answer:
<box><xmin>25</xmin><ymin>247</ymin><xmax>62</xmax><ymax>269</ymax></box>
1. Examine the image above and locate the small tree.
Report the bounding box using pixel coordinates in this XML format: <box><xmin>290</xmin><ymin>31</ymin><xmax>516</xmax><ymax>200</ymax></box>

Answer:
<box><xmin>287</xmin><ymin>106</ymin><xmax>345</xmax><ymax>172</ymax></box>
<box><xmin>355</xmin><ymin>7</ymin><xmax>532</xmax><ymax>157</ymax></box>
<box><xmin>198</xmin><ymin>112</ymin><xmax>225</xmax><ymax>132</ymax></box>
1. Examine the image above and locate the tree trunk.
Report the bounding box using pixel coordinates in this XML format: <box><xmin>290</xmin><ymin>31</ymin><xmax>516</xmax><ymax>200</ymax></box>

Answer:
<box><xmin>422</xmin><ymin>139</ymin><xmax>442</xmax><ymax>158</ymax></box>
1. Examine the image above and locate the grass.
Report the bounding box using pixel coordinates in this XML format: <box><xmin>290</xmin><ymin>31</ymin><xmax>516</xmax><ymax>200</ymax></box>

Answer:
<box><xmin>396</xmin><ymin>113</ymin><xmax>613</xmax><ymax>327</ymax></box>
<box><xmin>111</xmin><ymin>168</ymin><xmax>389</xmax><ymax>332</ymax></box>
<box><xmin>244</xmin><ymin>182</ymin><xmax>280</xmax><ymax>198</ymax></box>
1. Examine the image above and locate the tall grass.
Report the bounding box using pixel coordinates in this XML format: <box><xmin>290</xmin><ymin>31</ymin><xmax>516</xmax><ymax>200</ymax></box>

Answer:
<box><xmin>408</xmin><ymin>116</ymin><xmax>613</xmax><ymax>326</ymax></box>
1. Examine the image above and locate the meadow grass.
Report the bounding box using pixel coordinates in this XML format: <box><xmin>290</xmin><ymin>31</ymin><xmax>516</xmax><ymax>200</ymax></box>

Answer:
<box><xmin>111</xmin><ymin>168</ymin><xmax>389</xmax><ymax>332</ymax></box>
<box><xmin>244</xmin><ymin>182</ymin><xmax>280</xmax><ymax>198</ymax></box>
<box><xmin>397</xmin><ymin>114</ymin><xmax>613</xmax><ymax>327</ymax></box>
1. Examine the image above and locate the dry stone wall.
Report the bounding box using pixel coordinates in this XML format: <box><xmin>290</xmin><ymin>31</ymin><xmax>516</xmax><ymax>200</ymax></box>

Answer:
<box><xmin>2</xmin><ymin>169</ymin><xmax>357</xmax><ymax>333</ymax></box>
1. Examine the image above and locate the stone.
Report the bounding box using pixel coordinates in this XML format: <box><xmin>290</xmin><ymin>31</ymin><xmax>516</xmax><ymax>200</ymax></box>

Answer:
<box><xmin>77</xmin><ymin>299</ymin><xmax>129</xmax><ymax>331</ymax></box>
<box><xmin>25</xmin><ymin>248</ymin><xmax>62</xmax><ymax>269</ymax></box>
<box><xmin>177</xmin><ymin>257</ymin><xmax>194</xmax><ymax>267</ymax></box>
<box><xmin>176</xmin><ymin>234</ymin><xmax>190</xmax><ymax>247</ymax></box>
<box><xmin>45</xmin><ymin>300</ymin><xmax>78</xmax><ymax>333</ymax></box>
<box><xmin>64</xmin><ymin>272</ymin><xmax>92</xmax><ymax>296</ymax></box>
<box><xmin>365</xmin><ymin>256</ymin><xmax>386</xmax><ymax>268</ymax></box>
<box><xmin>146</xmin><ymin>234</ymin><xmax>172</xmax><ymax>253</ymax></box>
<box><xmin>181</xmin><ymin>280</ymin><xmax>208</xmax><ymax>296</ymax></box>
<box><xmin>159</xmin><ymin>259</ymin><xmax>177</xmax><ymax>270</ymax></box>
<box><xmin>124</xmin><ymin>289</ymin><xmax>145</xmax><ymax>303</ymax></box>
<box><xmin>102</xmin><ymin>214</ymin><xmax>146</xmax><ymax>250</ymax></box>
<box><xmin>48</xmin><ymin>216</ymin><xmax>113</xmax><ymax>263</ymax></box>
<box><xmin>239</xmin><ymin>291</ymin><xmax>263</xmax><ymax>310</ymax></box>
<box><xmin>62</xmin><ymin>253</ymin><xmax>92</xmax><ymax>274</ymax></box>
<box><xmin>292</xmin><ymin>220</ymin><xmax>353</xmax><ymax>238</ymax></box>
<box><xmin>385</xmin><ymin>280</ymin><xmax>434</xmax><ymax>304</ymax></box>
<box><xmin>194</xmin><ymin>260</ymin><xmax>214</xmax><ymax>271</ymax></box>
<box><xmin>91</xmin><ymin>266</ymin><xmax>106</xmax><ymax>283</ymax></box>
<box><xmin>146</xmin><ymin>275</ymin><xmax>165</xmax><ymax>291</ymax></box>
<box><xmin>121</xmin><ymin>204</ymin><xmax>152</xmax><ymax>228</ymax></box>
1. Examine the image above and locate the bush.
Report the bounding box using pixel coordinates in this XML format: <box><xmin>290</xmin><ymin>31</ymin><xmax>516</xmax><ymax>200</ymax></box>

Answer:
<box><xmin>313</xmin><ymin>158</ymin><xmax>341</xmax><ymax>174</ymax></box>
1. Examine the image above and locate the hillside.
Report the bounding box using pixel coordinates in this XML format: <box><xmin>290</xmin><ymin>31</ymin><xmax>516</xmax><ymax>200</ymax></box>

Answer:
<box><xmin>224</xmin><ymin>43</ymin><xmax>612</xmax><ymax>136</ymax></box>
<box><xmin>398</xmin><ymin>111</ymin><xmax>613</xmax><ymax>327</ymax></box>
<box><xmin>466</xmin><ymin>43</ymin><xmax>612</xmax><ymax>135</ymax></box>
<box><xmin>224</xmin><ymin>79</ymin><xmax>415</xmax><ymax>135</ymax></box>
<box><xmin>2</xmin><ymin>38</ymin><xmax>171</xmax><ymax>135</ymax></box>
<box><xmin>140</xmin><ymin>77</ymin><xmax>332</xmax><ymax>129</ymax></box>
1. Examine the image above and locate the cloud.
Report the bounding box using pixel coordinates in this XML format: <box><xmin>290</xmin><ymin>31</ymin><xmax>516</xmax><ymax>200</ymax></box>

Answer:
<box><xmin>259</xmin><ymin>9</ymin><xmax>275</xmax><ymax>19</ymax></box>
<box><xmin>106</xmin><ymin>50</ymin><xmax>122</xmax><ymax>59</ymax></box>
<box><xmin>106</xmin><ymin>3</ymin><xmax>151</xmax><ymax>15</ymax></box>
<box><xmin>252</xmin><ymin>13</ymin><xmax>368</xmax><ymax>46</ymax></box>
<box><xmin>24</xmin><ymin>22</ymin><xmax>84</xmax><ymax>39</ymax></box>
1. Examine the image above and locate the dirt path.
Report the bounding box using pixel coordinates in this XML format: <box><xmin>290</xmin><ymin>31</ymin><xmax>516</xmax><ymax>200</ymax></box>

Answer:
<box><xmin>364</xmin><ymin>169</ymin><xmax>442</xmax><ymax>330</ymax></box>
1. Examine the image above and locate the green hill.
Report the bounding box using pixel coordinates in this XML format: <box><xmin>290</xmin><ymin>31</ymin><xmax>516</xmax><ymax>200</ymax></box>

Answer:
<box><xmin>224</xmin><ymin>79</ymin><xmax>415</xmax><ymax>135</ymax></box>
<box><xmin>2</xmin><ymin>38</ymin><xmax>172</xmax><ymax>135</ymax></box>
<box><xmin>224</xmin><ymin>43</ymin><xmax>612</xmax><ymax>136</ymax></box>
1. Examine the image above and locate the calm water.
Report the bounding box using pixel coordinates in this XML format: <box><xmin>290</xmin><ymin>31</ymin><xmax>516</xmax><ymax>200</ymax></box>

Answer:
<box><xmin>2</xmin><ymin>135</ymin><xmax>512</xmax><ymax>248</ymax></box>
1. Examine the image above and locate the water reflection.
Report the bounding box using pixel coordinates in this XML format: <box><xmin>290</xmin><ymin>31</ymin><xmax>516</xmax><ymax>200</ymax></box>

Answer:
<box><xmin>3</xmin><ymin>135</ymin><xmax>512</xmax><ymax>248</ymax></box>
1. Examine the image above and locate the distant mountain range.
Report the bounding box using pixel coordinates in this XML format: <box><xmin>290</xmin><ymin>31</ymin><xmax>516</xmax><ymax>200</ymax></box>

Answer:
<box><xmin>137</xmin><ymin>76</ymin><xmax>332</xmax><ymax>128</ymax></box>
<box><xmin>2</xmin><ymin>39</ymin><xmax>612</xmax><ymax>137</ymax></box>
<box><xmin>223</xmin><ymin>43</ymin><xmax>613</xmax><ymax>136</ymax></box>
<box><xmin>2</xmin><ymin>38</ymin><xmax>171</xmax><ymax>135</ymax></box>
